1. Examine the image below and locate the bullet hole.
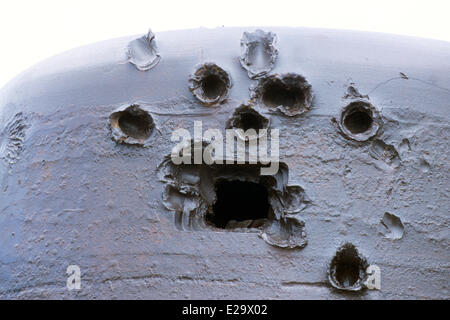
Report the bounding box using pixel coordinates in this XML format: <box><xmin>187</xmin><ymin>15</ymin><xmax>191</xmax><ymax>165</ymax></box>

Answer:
<box><xmin>344</xmin><ymin>109</ymin><xmax>372</xmax><ymax>134</ymax></box>
<box><xmin>335</xmin><ymin>255</ymin><xmax>359</xmax><ymax>286</ymax></box>
<box><xmin>253</xmin><ymin>74</ymin><xmax>313</xmax><ymax>116</ymax></box>
<box><xmin>189</xmin><ymin>63</ymin><xmax>232</xmax><ymax>106</ymax></box>
<box><xmin>329</xmin><ymin>243</ymin><xmax>368</xmax><ymax>291</ymax></box>
<box><xmin>226</xmin><ymin>105</ymin><xmax>270</xmax><ymax>135</ymax></box>
<box><xmin>206</xmin><ymin>180</ymin><xmax>271</xmax><ymax>229</ymax></box>
<box><xmin>109</xmin><ymin>105</ymin><xmax>155</xmax><ymax>145</ymax></box>
<box><xmin>118</xmin><ymin>111</ymin><xmax>152</xmax><ymax>139</ymax></box>
<box><xmin>339</xmin><ymin>101</ymin><xmax>381</xmax><ymax>141</ymax></box>
<box><xmin>239</xmin><ymin>113</ymin><xmax>262</xmax><ymax>131</ymax></box>
<box><xmin>263</xmin><ymin>81</ymin><xmax>301</xmax><ymax>108</ymax></box>
<box><xmin>202</xmin><ymin>75</ymin><xmax>226</xmax><ymax>100</ymax></box>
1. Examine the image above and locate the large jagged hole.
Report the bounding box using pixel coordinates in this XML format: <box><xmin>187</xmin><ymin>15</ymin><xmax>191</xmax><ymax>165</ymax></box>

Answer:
<box><xmin>329</xmin><ymin>243</ymin><xmax>368</xmax><ymax>291</ymax></box>
<box><xmin>206</xmin><ymin>180</ymin><xmax>271</xmax><ymax>229</ymax></box>
<box><xmin>158</xmin><ymin>155</ymin><xmax>309</xmax><ymax>248</ymax></box>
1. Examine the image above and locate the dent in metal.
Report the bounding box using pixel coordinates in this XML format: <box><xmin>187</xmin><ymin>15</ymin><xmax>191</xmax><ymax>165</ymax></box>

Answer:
<box><xmin>381</xmin><ymin>212</ymin><xmax>405</xmax><ymax>240</ymax></box>
<box><xmin>240</xmin><ymin>29</ymin><xmax>278</xmax><ymax>79</ymax></box>
<box><xmin>369</xmin><ymin>139</ymin><xmax>400</xmax><ymax>169</ymax></box>
<box><xmin>126</xmin><ymin>29</ymin><xmax>161</xmax><ymax>71</ymax></box>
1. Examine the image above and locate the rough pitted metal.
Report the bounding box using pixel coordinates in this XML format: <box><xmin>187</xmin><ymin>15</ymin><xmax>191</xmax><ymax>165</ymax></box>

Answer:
<box><xmin>0</xmin><ymin>27</ymin><xmax>449</xmax><ymax>299</ymax></box>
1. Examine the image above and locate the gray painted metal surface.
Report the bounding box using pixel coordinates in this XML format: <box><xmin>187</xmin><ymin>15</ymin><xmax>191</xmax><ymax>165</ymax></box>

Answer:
<box><xmin>0</xmin><ymin>27</ymin><xmax>449</xmax><ymax>299</ymax></box>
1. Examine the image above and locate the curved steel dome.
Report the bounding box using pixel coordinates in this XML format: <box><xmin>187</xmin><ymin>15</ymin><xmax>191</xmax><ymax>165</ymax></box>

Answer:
<box><xmin>0</xmin><ymin>27</ymin><xmax>449</xmax><ymax>299</ymax></box>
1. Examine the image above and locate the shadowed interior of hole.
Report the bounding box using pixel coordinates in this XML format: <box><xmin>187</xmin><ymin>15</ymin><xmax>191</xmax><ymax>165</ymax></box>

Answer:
<box><xmin>334</xmin><ymin>247</ymin><xmax>361</xmax><ymax>287</ymax></box>
<box><xmin>344</xmin><ymin>109</ymin><xmax>373</xmax><ymax>134</ymax></box>
<box><xmin>206</xmin><ymin>180</ymin><xmax>270</xmax><ymax>229</ymax></box>
<box><xmin>118</xmin><ymin>110</ymin><xmax>152</xmax><ymax>139</ymax></box>
<box><xmin>237</xmin><ymin>112</ymin><xmax>264</xmax><ymax>131</ymax></box>
<box><xmin>201</xmin><ymin>74</ymin><xmax>226</xmax><ymax>100</ymax></box>
<box><xmin>262</xmin><ymin>80</ymin><xmax>304</xmax><ymax>108</ymax></box>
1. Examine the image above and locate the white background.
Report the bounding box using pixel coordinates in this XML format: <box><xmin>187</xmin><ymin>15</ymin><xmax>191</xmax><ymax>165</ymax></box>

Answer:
<box><xmin>0</xmin><ymin>0</ymin><xmax>449</xmax><ymax>89</ymax></box>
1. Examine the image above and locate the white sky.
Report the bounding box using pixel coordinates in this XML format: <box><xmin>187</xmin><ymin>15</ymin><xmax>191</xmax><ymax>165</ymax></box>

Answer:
<box><xmin>1</xmin><ymin>0</ymin><xmax>449</xmax><ymax>89</ymax></box>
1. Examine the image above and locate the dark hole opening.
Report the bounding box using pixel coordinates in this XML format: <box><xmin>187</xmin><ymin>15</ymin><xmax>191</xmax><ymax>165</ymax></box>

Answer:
<box><xmin>333</xmin><ymin>246</ymin><xmax>361</xmax><ymax>287</ymax></box>
<box><xmin>201</xmin><ymin>74</ymin><xmax>226</xmax><ymax>100</ymax></box>
<box><xmin>206</xmin><ymin>180</ymin><xmax>270</xmax><ymax>229</ymax></box>
<box><xmin>118</xmin><ymin>109</ymin><xmax>153</xmax><ymax>140</ymax></box>
<box><xmin>262</xmin><ymin>80</ymin><xmax>304</xmax><ymax>109</ymax></box>
<box><xmin>237</xmin><ymin>112</ymin><xmax>265</xmax><ymax>131</ymax></box>
<box><xmin>343</xmin><ymin>109</ymin><xmax>373</xmax><ymax>134</ymax></box>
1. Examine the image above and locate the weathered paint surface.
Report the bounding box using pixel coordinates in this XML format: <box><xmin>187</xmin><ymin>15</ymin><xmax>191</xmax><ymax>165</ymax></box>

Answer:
<box><xmin>0</xmin><ymin>27</ymin><xmax>449</xmax><ymax>299</ymax></box>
